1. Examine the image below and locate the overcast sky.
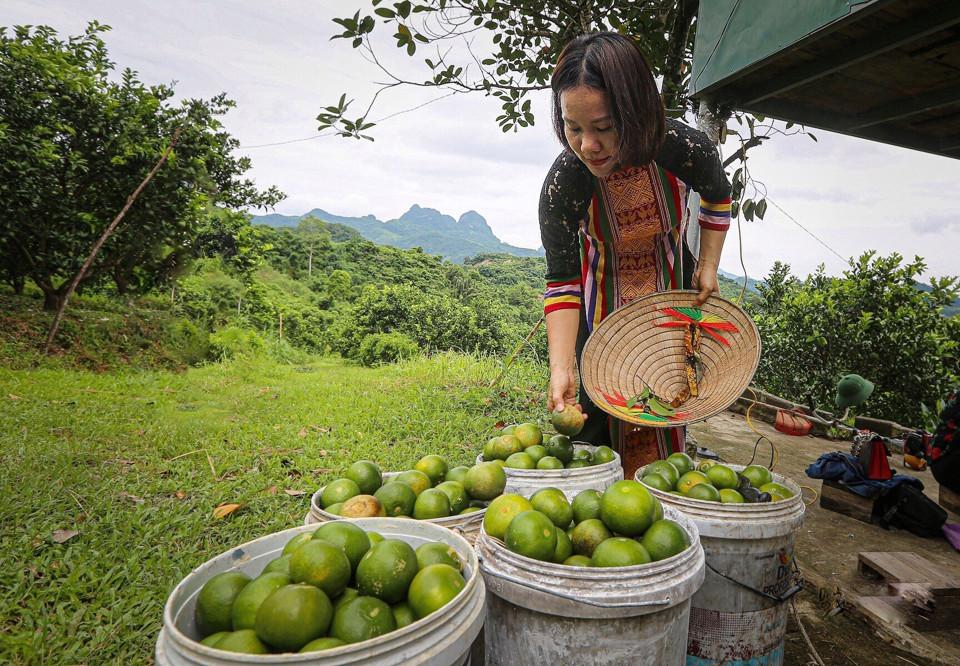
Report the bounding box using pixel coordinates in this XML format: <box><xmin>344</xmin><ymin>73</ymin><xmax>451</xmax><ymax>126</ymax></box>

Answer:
<box><xmin>5</xmin><ymin>0</ymin><xmax>960</xmax><ymax>283</ymax></box>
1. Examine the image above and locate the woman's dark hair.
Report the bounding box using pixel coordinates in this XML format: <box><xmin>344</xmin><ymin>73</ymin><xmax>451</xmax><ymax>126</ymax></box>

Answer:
<box><xmin>551</xmin><ymin>32</ymin><xmax>665</xmax><ymax>167</ymax></box>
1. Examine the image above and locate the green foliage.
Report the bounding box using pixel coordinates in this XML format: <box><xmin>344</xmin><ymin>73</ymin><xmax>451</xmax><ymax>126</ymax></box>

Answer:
<box><xmin>0</xmin><ymin>22</ymin><xmax>282</xmax><ymax>309</ymax></box>
<box><xmin>208</xmin><ymin>325</ymin><xmax>267</xmax><ymax>360</ymax></box>
<box><xmin>329</xmin><ymin>284</ymin><xmax>511</xmax><ymax>360</ymax></box>
<box><xmin>751</xmin><ymin>253</ymin><xmax>960</xmax><ymax>424</ymax></box>
<box><xmin>322</xmin><ymin>1</ymin><xmax>697</xmax><ymax>137</ymax></box>
<box><xmin>358</xmin><ymin>332</ymin><xmax>419</xmax><ymax>366</ymax></box>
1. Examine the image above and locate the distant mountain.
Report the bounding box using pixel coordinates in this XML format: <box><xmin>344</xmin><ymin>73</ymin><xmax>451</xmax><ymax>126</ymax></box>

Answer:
<box><xmin>718</xmin><ymin>269</ymin><xmax>761</xmax><ymax>294</ymax></box>
<box><xmin>253</xmin><ymin>205</ymin><xmax>544</xmax><ymax>263</ymax></box>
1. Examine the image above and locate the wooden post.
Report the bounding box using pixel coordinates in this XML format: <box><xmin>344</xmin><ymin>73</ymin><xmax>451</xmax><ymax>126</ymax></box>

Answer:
<box><xmin>279</xmin><ymin>311</ymin><xmax>283</xmax><ymax>339</ymax></box>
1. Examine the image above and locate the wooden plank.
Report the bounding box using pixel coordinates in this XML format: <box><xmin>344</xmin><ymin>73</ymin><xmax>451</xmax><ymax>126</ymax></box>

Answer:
<box><xmin>859</xmin><ymin>552</ymin><xmax>960</xmax><ymax>588</ymax></box>
<box><xmin>856</xmin><ymin>594</ymin><xmax>958</xmax><ymax>632</ymax></box>
<box><xmin>819</xmin><ymin>480</ymin><xmax>876</xmax><ymax>524</ymax></box>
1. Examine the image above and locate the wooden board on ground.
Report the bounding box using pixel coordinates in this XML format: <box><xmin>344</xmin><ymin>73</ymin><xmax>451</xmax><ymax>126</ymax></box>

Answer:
<box><xmin>819</xmin><ymin>479</ymin><xmax>877</xmax><ymax>524</ymax></box>
<box><xmin>856</xmin><ymin>551</ymin><xmax>960</xmax><ymax>633</ymax></box>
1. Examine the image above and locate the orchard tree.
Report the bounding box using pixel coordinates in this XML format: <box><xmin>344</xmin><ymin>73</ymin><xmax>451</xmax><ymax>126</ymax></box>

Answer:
<box><xmin>0</xmin><ymin>22</ymin><xmax>284</xmax><ymax>309</ymax></box>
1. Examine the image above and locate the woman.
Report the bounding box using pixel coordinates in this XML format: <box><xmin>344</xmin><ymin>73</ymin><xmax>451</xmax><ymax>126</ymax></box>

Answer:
<box><xmin>540</xmin><ymin>32</ymin><xmax>732</xmax><ymax>480</ymax></box>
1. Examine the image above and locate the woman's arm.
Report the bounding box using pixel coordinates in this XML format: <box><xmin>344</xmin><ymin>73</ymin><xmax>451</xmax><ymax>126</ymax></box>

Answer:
<box><xmin>659</xmin><ymin>119</ymin><xmax>732</xmax><ymax>305</ymax></box>
<box><xmin>539</xmin><ymin>151</ymin><xmax>593</xmax><ymax>412</ymax></box>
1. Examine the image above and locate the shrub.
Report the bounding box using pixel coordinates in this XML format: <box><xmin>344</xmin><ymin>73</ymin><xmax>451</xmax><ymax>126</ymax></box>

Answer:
<box><xmin>357</xmin><ymin>332</ymin><xmax>419</xmax><ymax>366</ymax></box>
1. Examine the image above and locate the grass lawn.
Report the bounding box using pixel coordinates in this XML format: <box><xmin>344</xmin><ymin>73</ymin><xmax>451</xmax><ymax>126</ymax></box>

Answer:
<box><xmin>0</xmin><ymin>353</ymin><xmax>546</xmax><ymax>664</ymax></box>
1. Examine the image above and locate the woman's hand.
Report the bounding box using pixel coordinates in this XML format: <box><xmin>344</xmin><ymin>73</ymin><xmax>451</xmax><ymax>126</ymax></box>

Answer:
<box><xmin>692</xmin><ymin>262</ymin><xmax>720</xmax><ymax>307</ymax></box>
<box><xmin>547</xmin><ymin>365</ymin><xmax>586</xmax><ymax>418</ymax></box>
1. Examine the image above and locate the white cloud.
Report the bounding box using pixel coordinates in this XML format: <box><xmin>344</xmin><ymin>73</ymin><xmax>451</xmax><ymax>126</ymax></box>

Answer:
<box><xmin>4</xmin><ymin>0</ymin><xmax>960</xmax><ymax>280</ymax></box>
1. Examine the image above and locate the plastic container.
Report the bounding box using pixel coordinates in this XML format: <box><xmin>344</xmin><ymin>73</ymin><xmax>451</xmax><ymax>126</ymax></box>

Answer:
<box><xmin>305</xmin><ymin>472</ymin><xmax>486</xmax><ymax>544</ymax></box>
<box><xmin>636</xmin><ymin>463</ymin><xmax>805</xmax><ymax>665</ymax></box>
<box><xmin>476</xmin><ymin>506</ymin><xmax>705</xmax><ymax>665</ymax></box>
<box><xmin>476</xmin><ymin>444</ymin><xmax>623</xmax><ymax>500</ymax></box>
<box><xmin>157</xmin><ymin>518</ymin><xmax>485</xmax><ymax>665</ymax></box>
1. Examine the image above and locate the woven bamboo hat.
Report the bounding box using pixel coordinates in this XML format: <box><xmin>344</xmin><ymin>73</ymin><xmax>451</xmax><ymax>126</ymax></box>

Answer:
<box><xmin>580</xmin><ymin>290</ymin><xmax>760</xmax><ymax>428</ymax></box>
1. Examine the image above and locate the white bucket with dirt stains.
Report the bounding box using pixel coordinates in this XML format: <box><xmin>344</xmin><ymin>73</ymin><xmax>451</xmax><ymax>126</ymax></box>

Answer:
<box><xmin>475</xmin><ymin>505</ymin><xmax>704</xmax><ymax>665</ymax></box>
<box><xmin>156</xmin><ymin>518</ymin><xmax>484</xmax><ymax>665</ymax></box>
<box><xmin>636</xmin><ymin>463</ymin><xmax>805</xmax><ymax>665</ymax></box>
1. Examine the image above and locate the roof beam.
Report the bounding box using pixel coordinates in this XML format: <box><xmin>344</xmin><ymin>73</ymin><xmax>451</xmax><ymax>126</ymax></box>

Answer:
<box><xmin>846</xmin><ymin>82</ymin><xmax>960</xmax><ymax>130</ymax></box>
<box><xmin>752</xmin><ymin>99</ymin><xmax>949</xmax><ymax>157</ymax></box>
<box><xmin>742</xmin><ymin>4</ymin><xmax>960</xmax><ymax>106</ymax></box>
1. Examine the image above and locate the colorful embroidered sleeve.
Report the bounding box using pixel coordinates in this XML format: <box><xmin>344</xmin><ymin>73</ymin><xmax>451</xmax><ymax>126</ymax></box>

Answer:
<box><xmin>539</xmin><ymin>151</ymin><xmax>593</xmax><ymax>315</ymax></box>
<box><xmin>658</xmin><ymin>118</ymin><xmax>732</xmax><ymax>231</ymax></box>
<box><xmin>698</xmin><ymin>197</ymin><xmax>732</xmax><ymax>230</ymax></box>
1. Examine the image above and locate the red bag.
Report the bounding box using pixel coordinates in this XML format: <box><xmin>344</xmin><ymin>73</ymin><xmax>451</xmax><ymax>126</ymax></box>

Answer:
<box><xmin>775</xmin><ymin>408</ymin><xmax>813</xmax><ymax>436</ymax></box>
<box><xmin>859</xmin><ymin>436</ymin><xmax>893</xmax><ymax>480</ymax></box>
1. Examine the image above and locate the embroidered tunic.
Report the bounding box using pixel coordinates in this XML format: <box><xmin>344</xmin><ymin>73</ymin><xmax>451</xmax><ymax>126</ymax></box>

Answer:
<box><xmin>538</xmin><ymin>119</ymin><xmax>732</xmax><ymax>475</ymax></box>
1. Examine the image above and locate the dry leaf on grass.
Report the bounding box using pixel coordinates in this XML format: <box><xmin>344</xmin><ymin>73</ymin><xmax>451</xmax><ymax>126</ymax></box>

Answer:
<box><xmin>52</xmin><ymin>529</ymin><xmax>79</xmax><ymax>544</ymax></box>
<box><xmin>213</xmin><ymin>503</ymin><xmax>242</xmax><ymax>519</ymax></box>
<box><xmin>119</xmin><ymin>492</ymin><xmax>144</xmax><ymax>504</ymax></box>
<box><xmin>9</xmin><ymin>394</ymin><xmax>21</xmax><ymax>401</ymax></box>
<box><xmin>264</xmin><ymin>485</ymin><xmax>278</xmax><ymax>496</ymax></box>
<box><xmin>284</xmin><ymin>489</ymin><xmax>307</xmax><ymax>497</ymax></box>
<box><xmin>174</xmin><ymin>490</ymin><xmax>187</xmax><ymax>500</ymax></box>
<box><xmin>298</xmin><ymin>428</ymin><xmax>308</xmax><ymax>438</ymax></box>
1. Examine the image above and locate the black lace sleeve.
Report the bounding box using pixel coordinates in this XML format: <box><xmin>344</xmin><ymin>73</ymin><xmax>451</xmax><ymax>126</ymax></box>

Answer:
<box><xmin>657</xmin><ymin>118</ymin><xmax>731</xmax><ymax>202</ymax></box>
<box><xmin>538</xmin><ymin>150</ymin><xmax>593</xmax><ymax>285</ymax></box>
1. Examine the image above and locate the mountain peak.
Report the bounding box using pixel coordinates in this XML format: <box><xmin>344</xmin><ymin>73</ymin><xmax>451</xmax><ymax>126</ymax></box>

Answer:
<box><xmin>458</xmin><ymin>210</ymin><xmax>491</xmax><ymax>232</ymax></box>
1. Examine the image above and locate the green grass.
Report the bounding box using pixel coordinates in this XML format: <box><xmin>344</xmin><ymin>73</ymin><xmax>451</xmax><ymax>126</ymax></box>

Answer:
<box><xmin>0</xmin><ymin>353</ymin><xmax>547</xmax><ymax>664</ymax></box>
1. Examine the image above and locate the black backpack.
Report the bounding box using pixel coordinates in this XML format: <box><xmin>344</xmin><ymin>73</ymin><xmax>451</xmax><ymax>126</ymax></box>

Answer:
<box><xmin>875</xmin><ymin>484</ymin><xmax>947</xmax><ymax>538</ymax></box>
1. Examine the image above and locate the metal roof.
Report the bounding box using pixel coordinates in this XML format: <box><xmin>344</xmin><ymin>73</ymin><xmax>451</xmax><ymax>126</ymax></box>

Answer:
<box><xmin>691</xmin><ymin>0</ymin><xmax>960</xmax><ymax>159</ymax></box>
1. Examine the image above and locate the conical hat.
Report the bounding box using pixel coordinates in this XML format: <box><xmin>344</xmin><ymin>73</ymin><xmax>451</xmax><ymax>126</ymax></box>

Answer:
<box><xmin>580</xmin><ymin>290</ymin><xmax>760</xmax><ymax>428</ymax></box>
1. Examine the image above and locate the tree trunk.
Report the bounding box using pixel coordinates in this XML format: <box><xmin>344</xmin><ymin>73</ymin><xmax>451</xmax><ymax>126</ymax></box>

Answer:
<box><xmin>43</xmin><ymin>288</ymin><xmax>66</xmax><ymax>312</ymax></box>
<box><xmin>662</xmin><ymin>0</ymin><xmax>699</xmax><ymax>112</ymax></box>
<box><xmin>11</xmin><ymin>275</ymin><xmax>24</xmax><ymax>295</ymax></box>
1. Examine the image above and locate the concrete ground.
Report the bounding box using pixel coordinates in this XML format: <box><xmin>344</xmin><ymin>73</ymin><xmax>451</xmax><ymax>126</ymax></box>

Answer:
<box><xmin>690</xmin><ymin>412</ymin><xmax>960</xmax><ymax>666</ymax></box>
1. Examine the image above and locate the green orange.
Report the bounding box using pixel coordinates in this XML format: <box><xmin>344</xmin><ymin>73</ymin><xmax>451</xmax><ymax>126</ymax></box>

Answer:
<box><xmin>685</xmin><ymin>483</ymin><xmax>721</xmax><ymax>502</ymax></box>
<box><xmin>545</xmin><ymin>434</ymin><xmax>574</xmax><ymax>463</ymax></box>
<box><xmin>312</xmin><ymin>521</ymin><xmax>371</xmax><ymax>570</ymax></box>
<box><xmin>530</xmin><ymin>487</ymin><xmax>574</xmax><ymax>529</ymax></box>
<box><xmin>435</xmin><ymin>480</ymin><xmax>469</xmax><ymax>514</ymax></box>
<box><xmin>513</xmin><ymin>423</ymin><xmax>543</xmax><ymax>449</ymax></box>
<box><xmin>599</xmin><ymin>480</ymin><xmax>657</xmax><ymax>536</ymax></box>
<box><xmin>416</xmin><ymin>542</ymin><xmax>462</xmax><ymax>571</ymax></box>
<box><xmin>407</xmin><ymin>564</ymin><xmax>466</xmax><ymax>619</ymax></box>
<box><xmin>591</xmin><ymin>537</ymin><xmax>652</xmax><ymax>567</ymax></box>
<box><xmin>395</xmin><ymin>469</ymin><xmax>432</xmax><ymax>496</ymax></box>
<box><xmin>330</xmin><ymin>596</ymin><xmax>396</xmax><ymax>644</ymax></box>
<box><xmin>641</xmin><ymin>519</ymin><xmax>690</xmax><ymax>561</ymax></box>
<box><xmin>413</xmin><ymin>488</ymin><xmax>451</xmax><ymax>519</ymax></box>
<box><xmin>463</xmin><ymin>462</ymin><xmax>506</xmax><ymax>500</ymax></box>
<box><xmin>666</xmin><ymin>452</ymin><xmax>695</xmax><ymax>476</ymax></box>
<box><xmin>571</xmin><ymin>489</ymin><xmax>602</xmax><ymax>524</ymax></box>
<box><xmin>195</xmin><ymin>571</ymin><xmax>251</xmax><ymax>637</ymax></box>
<box><xmin>345</xmin><ymin>460</ymin><xmax>382</xmax><ymax>494</ymax></box>
<box><xmin>289</xmin><ymin>540</ymin><xmax>352</xmax><ymax>598</ymax></box>
<box><xmin>676</xmin><ymin>470</ymin><xmax>709</xmax><ymax>494</ymax></box>
<box><xmin>231</xmin><ymin>572</ymin><xmax>290</xmax><ymax>630</ymax></box>
<box><xmin>505</xmin><ymin>510</ymin><xmax>557</xmax><ymax>561</ymax></box>
<box><xmin>483</xmin><ymin>494</ymin><xmax>534</xmax><ymax>540</ymax></box>
<box><xmin>356</xmin><ymin>539</ymin><xmax>418</xmax><ymax>604</ymax></box>
<box><xmin>570</xmin><ymin>518</ymin><xmax>612</xmax><ymax>557</ymax></box>
<box><xmin>321</xmin><ymin>478</ymin><xmax>361</xmax><ymax>508</ymax></box>
<box><xmin>505</xmin><ymin>452</ymin><xmax>536</xmax><ymax>469</ymax></box>
<box><xmin>646</xmin><ymin>460</ymin><xmax>681</xmax><ymax>488</ymax></box>
<box><xmin>536</xmin><ymin>456</ymin><xmax>564</xmax><ymax>470</ymax></box>
<box><xmin>414</xmin><ymin>455</ymin><xmax>448</xmax><ymax>486</ymax></box>
<box><xmin>254</xmin><ymin>583</ymin><xmax>332</xmax><ymax>652</ymax></box>
<box><xmin>706</xmin><ymin>464</ymin><xmax>740</xmax><ymax>490</ymax></box>
<box><xmin>374</xmin><ymin>482</ymin><xmax>417</xmax><ymax>517</ymax></box>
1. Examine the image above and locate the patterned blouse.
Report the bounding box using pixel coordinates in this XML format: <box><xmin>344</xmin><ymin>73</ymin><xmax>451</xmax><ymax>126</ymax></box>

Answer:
<box><xmin>539</xmin><ymin>118</ymin><xmax>732</xmax><ymax>329</ymax></box>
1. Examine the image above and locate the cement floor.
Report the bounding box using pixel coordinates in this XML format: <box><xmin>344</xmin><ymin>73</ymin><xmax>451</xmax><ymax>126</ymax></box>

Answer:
<box><xmin>690</xmin><ymin>412</ymin><xmax>960</xmax><ymax>666</ymax></box>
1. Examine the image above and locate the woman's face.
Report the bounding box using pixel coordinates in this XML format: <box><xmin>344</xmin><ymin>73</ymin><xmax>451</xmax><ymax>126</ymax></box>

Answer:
<box><xmin>561</xmin><ymin>85</ymin><xmax>618</xmax><ymax>177</ymax></box>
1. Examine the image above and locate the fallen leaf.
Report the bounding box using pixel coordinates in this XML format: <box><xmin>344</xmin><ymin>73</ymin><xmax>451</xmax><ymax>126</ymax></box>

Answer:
<box><xmin>318</xmin><ymin>450</ymin><xmax>328</xmax><ymax>457</ymax></box>
<box><xmin>494</xmin><ymin>421</ymin><xmax>506</xmax><ymax>429</ymax></box>
<box><xmin>257</xmin><ymin>386</ymin><xmax>272</xmax><ymax>395</ymax></box>
<box><xmin>298</xmin><ymin>428</ymin><xmax>308</xmax><ymax>438</ymax></box>
<box><xmin>264</xmin><ymin>485</ymin><xmax>278</xmax><ymax>496</ymax></box>
<box><xmin>52</xmin><ymin>529</ymin><xmax>79</xmax><ymax>544</ymax></box>
<box><xmin>8</xmin><ymin>394</ymin><xmax>21</xmax><ymax>401</ymax></box>
<box><xmin>284</xmin><ymin>489</ymin><xmax>307</xmax><ymax>497</ymax></box>
<box><xmin>213</xmin><ymin>503</ymin><xmax>242</xmax><ymax>519</ymax></box>
<box><xmin>119</xmin><ymin>492</ymin><xmax>144</xmax><ymax>504</ymax></box>
<box><xmin>312</xmin><ymin>468</ymin><xmax>334</xmax><ymax>475</ymax></box>
<box><xmin>174</xmin><ymin>490</ymin><xmax>187</xmax><ymax>500</ymax></box>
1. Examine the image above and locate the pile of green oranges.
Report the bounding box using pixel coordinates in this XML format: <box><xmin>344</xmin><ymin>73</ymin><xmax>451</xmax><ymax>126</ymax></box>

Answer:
<box><xmin>317</xmin><ymin>456</ymin><xmax>507</xmax><ymax>520</ymax></box>
<box><xmin>193</xmin><ymin>522</ymin><xmax>468</xmax><ymax>654</ymax></box>
<box><xmin>482</xmin><ymin>422</ymin><xmax>617</xmax><ymax>470</ymax></box>
<box><xmin>639</xmin><ymin>452</ymin><xmax>794</xmax><ymax>503</ymax></box>
<box><xmin>483</xmin><ymin>480</ymin><xmax>691</xmax><ymax>567</ymax></box>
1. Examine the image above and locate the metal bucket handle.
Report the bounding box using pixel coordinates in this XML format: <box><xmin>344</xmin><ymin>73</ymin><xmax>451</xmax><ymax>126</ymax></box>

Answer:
<box><xmin>479</xmin><ymin>557</ymin><xmax>671</xmax><ymax>609</ymax></box>
<box><xmin>705</xmin><ymin>560</ymin><xmax>802</xmax><ymax>603</ymax></box>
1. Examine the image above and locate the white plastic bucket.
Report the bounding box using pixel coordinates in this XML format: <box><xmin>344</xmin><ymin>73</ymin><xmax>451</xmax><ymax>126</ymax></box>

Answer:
<box><xmin>156</xmin><ymin>518</ymin><xmax>485</xmax><ymax>665</ymax></box>
<box><xmin>475</xmin><ymin>505</ymin><xmax>705</xmax><ymax>665</ymax></box>
<box><xmin>305</xmin><ymin>472</ymin><xmax>486</xmax><ymax>543</ymax></box>
<box><xmin>636</xmin><ymin>463</ymin><xmax>805</xmax><ymax>665</ymax></box>
<box><xmin>476</xmin><ymin>444</ymin><xmax>623</xmax><ymax>500</ymax></box>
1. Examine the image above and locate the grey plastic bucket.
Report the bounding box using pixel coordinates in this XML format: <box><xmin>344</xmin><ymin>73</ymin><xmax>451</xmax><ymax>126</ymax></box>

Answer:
<box><xmin>635</xmin><ymin>463</ymin><xmax>805</xmax><ymax>666</ymax></box>
<box><xmin>475</xmin><ymin>444</ymin><xmax>623</xmax><ymax>500</ymax></box>
<box><xmin>157</xmin><ymin>518</ymin><xmax>485</xmax><ymax>665</ymax></box>
<box><xmin>475</xmin><ymin>505</ymin><xmax>705</xmax><ymax>665</ymax></box>
<box><xmin>305</xmin><ymin>472</ymin><xmax>486</xmax><ymax>543</ymax></box>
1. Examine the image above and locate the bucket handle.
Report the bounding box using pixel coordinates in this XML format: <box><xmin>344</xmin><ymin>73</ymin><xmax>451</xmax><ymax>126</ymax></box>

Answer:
<box><xmin>705</xmin><ymin>561</ymin><xmax>802</xmax><ymax>603</ymax></box>
<box><xmin>480</xmin><ymin>560</ymin><xmax>671</xmax><ymax>609</ymax></box>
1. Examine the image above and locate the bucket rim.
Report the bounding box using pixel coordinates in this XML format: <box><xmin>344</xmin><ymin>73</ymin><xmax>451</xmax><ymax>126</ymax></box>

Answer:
<box><xmin>161</xmin><ymin>518</ymin><xmax>481</xmax><ymax>662</ymax></box>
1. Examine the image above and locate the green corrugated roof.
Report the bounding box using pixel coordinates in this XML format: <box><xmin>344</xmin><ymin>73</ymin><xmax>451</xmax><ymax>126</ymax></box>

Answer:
<box><xmin>691</xmin><ymin>0</ymin><xmax>878</xmax><ymax>96</ymax></box>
